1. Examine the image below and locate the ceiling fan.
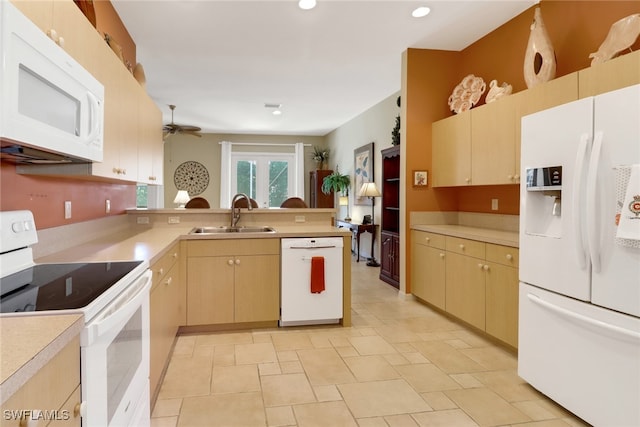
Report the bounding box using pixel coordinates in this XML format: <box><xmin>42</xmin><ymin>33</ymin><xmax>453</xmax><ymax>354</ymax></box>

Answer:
<box><xmin>162</xmin><ymin>104</ymin><xmax>202</xmax><ymax>139</ymax></box>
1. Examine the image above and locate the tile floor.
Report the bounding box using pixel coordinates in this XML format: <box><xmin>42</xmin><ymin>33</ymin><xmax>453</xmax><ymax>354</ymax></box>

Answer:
<box><xmin>151</xmin><ymin>256</ymin><xmax>590</xmax><ymax>427</ymax></box>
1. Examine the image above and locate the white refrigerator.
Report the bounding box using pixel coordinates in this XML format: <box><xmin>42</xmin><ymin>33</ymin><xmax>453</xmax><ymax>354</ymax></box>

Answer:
<box><xmin>519</xmin><ymin>83</ymin><xmax>640</xmax><ymax>427</ymax></box>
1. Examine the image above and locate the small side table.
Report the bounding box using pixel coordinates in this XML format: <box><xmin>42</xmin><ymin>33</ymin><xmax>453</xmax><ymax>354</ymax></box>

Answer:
<box><xmin>336</xmin><ymin>220</ymin><xmax>377</xmax><ymax>262</ymax></box>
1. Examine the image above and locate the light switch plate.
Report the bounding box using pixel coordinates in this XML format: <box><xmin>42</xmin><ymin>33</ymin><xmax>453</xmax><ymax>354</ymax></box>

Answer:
<box><xmin>64</xmin><ymin>201</ymin><xmax>72</xmax><ymax>219</ymax></box>
<box><xmin>168</xmin><ymin>217</ymin><xmax>180</xmax><ymax>224</ymax></box>
<box><xmin>491</xmin><ymin>199</ymin><xmax>499</xmax><ymax>210</ymax></box>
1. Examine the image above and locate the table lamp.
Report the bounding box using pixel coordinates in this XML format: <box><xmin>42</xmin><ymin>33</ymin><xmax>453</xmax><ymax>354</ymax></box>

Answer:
<box><xmin>173</xmin><ymin>190</ymin><xmax>190</xmax><ymax>208</ymax></box>
<box><xmin>339</xmin><ymin>195</ymin><xmax>351</xmax><ymax>222</ymax></box>
<box><xmin>359</xmin><ymin>182</ymin><xmax>381</xmax><ymax>267</ymax></box>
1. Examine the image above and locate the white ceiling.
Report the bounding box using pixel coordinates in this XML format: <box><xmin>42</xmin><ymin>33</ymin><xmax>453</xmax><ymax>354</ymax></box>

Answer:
<box><xmin>112</xmin><ymin>0</ymin><xmax>537</xmax><ymax>136</ymax></box>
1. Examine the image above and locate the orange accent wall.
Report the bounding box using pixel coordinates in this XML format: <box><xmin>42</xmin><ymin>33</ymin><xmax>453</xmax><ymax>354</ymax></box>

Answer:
<box><xmin>0</xmin><ymin>164</ymin><xmax>136</xmax><ymax>229</ymax></box>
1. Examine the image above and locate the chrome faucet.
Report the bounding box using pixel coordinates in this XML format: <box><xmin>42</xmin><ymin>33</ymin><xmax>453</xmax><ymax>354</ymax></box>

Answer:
<box><xmin>230</xmin><ymin>193</ymin><xmax>253</xmax><ymax>227</ymax></box>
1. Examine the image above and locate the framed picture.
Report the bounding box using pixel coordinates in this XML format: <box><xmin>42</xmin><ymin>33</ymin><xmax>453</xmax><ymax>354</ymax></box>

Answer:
<box><xmin>354</xmin><ymin>143</ymin><xmax>374</xmax><ymax>205</ymax></box>
<box><xmin>413</xmin><ymin>170</ymin><xmax>428</xmax><ymax>187</ymax></box>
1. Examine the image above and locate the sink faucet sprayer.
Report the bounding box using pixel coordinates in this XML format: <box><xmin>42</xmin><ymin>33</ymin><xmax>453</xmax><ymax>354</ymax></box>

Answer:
<box><xmin>230</xmin><ymin>193</ymin><xmax>253</xmax><ymax>227</ymax></box>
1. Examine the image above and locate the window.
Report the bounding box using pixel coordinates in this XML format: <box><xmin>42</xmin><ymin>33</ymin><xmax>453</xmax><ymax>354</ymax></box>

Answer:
<box><xmin>136</xmin><ymin>184</ymin><xmax>148</xmax><ymax>208</ymax></box>
<box><xmin>232</xmin><ymin>153</ymin><xmax>294</xmax><ymax>207</ymax></box>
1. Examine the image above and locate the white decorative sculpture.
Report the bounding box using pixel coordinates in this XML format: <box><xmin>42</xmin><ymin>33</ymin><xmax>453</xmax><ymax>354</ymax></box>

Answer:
<box><xmin>589</xmin><ymin>13</ymin><xmax>640</xmax><ymax>66</ymax></box>
<box><xmin>485</xmin><ymin>80</ymin><xmax>513</xmax><ymax>103</ymax></box>
<box><xmin>523</xmin><ymin>7</ymin><xmax>556</xmax><ymax>89</ymax></box>
<box><xmin>448</xmin><ymin>74</ymin><xmax>486</xmax><ymax>114</ymax></box>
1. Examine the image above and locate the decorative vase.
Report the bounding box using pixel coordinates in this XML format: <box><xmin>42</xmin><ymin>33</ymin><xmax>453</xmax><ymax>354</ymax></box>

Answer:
<box><xmin>523</xmin><ymin>7</ymin><xmax>556</xmax><ymax>89</ymax></box>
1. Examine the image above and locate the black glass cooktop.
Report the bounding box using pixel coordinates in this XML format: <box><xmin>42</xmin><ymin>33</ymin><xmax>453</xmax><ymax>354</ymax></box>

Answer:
<box><xmin>0</xmin><ymin>261</ymin><xmax>143</xmax><ymax>313</ymax></box>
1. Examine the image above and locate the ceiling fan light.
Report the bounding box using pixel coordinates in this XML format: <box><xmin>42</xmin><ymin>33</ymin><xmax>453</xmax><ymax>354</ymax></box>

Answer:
<box><xmin>298</xmin><ymin>0</ymin><xmax>316</xmax><ymax>10</ymax></box>
<box><xmin>412</xmin><ymin>6</ymin><xmax>431</xmax><ymax>18</ymax></box>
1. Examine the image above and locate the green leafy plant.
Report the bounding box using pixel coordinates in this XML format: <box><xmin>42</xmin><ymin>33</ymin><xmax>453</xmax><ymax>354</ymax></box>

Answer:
<box><xmin>321</xmin><ymin>167</ymin><xmax>351</xmax><ymax>195</ymax></box>
<box><xmin>311</xmin><ymin>146</ymin><xmax>330</xmax><ymax>163</ymax></box>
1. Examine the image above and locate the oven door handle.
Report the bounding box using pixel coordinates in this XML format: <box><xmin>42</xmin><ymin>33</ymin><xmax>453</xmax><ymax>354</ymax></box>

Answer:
<box><xmin>84</xmin><ymin>269</ymin><xmax>152</xmax><ymax>345</ymax></box>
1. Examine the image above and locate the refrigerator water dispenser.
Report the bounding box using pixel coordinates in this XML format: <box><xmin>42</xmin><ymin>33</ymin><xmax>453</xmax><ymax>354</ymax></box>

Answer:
<box><xmin>524</xmin><ymin>166</ymin><xmax>563</xmax><ymax>237</ymax></box>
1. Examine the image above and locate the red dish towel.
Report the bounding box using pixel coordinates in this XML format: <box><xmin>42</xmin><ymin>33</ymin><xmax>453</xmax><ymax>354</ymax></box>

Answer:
<box><xmin>310</xmin><ymin>256</ymin><xmax>325</xmax><ymax>294</ymax></box>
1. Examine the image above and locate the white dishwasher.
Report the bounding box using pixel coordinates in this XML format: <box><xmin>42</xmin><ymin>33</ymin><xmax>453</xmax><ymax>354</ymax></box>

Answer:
<box><xmin>280</xmin><ymin>237</ymin><xmax>343</xmax><ymax>326</ymax></box>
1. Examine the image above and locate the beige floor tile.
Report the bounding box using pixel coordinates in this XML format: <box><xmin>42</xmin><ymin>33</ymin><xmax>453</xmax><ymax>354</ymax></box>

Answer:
<box><xmin>343</xmin><ymin>355</ymin><xmax>400</xmax><ymax>382</ymax></box>
<box><xmin>471</xmin><ymin>369</ymin><xmax>525</xmax><ymax>386</ymax></box>
<box><xmin>349</xmin><ymin>335</ymin><xmax>398</xmax><ymax>355</ymax></box>
<box><xmin>384</xmin><ymin>414</ymin><xmax>420</xmax><ymax>426</ymax></box>
<box><xmin>261</xmin><ymin>373</ymin><xmax>316</xmax><ymax>407</ymax></box>
<box><xmin>329</xmin><ymin>336</ymin><xmax>352</xmax><ymax>347</ymax></box>
<box><xmin>375</xmin><ymin>325</ymin><xmax>423</xmax><ymax>343</ymax></box>
<box><xmin>412</xmin><ymin>409</ymin><xmax>479</xmax><ymax>427</ymax></box>
<box><xmin>195</xmin><ymin>331</ymin><xmax>253</xmax><ymax>346</ymax></box>
<box><xmin>411</xmin><ymin>341</ymin><xmax>485</xmax><ymax>374</ymax></box>
<box><xmin>335</xmin><ymin>346</ymin><xmax>359</xmax><ymax>358</ymax></box>
<box><xmin>151</xmin><ymin>398</ymin><xmax>182</xmax><ymax>418</ymax></box>
<box><xmin>512</xmin><ymin>420</ymin><xmax>576</xmax><ymax>427</ymax></box>
<box><xmin>272</xmin><ymin>332</ymin><xmax>315</xmax><ymax>351</ymax></box>
<box><xmin>212</xmin><ymin>343</ymin><xmax>235</xmax><ymax>366</ymax></box>
<box><xmin>445</xmin><ymin>339</ymin><xmax>472</xmax><ymax>349</ymax></box>
<box><xmin>395</xmin><ymin>363</ymin><xmax>461</xmax><ymax>393</ymax></box>
<box><xmin>490</xmin><ymin>383</ymin><xmax>545</xmax><ymax>403</ymax></box>
<box><xmin>460</xmin><ymin>346</ymin><xmax>517</xmax><ymax>371</ymax></box>
<box><xmin>392</xmin><ymin>342</ymin><xmax>418</xmax><ymax>353</ymax></box>
<box><xmin>338</xmin><ymin>379</ymin><xmax>432</xmax><ymax>418</ymax></box>
<box><xmin>313</xmin><ymin>384</ymin><xmax>342</xmax><ymax>402</ymax></box>
<box><xmin>420</xmin><ymin>392</ymin><xmax>458</xmax><ymax>411</ymax></box>
<box><xmin>235</xmin><ymin>342</ymin><xmax>278</xmax><ymax>365</ymax></box>
<box><xmin>450</xmin><ymin>373</ymin><xmax>484</xmax><ymax>389</ymax></box>
<box><xmin>178</xmin><ymin>392</ymin><xmax>266</xmax><ymax>426</ymax></box>
<box><xmin>259</xmin><ymin>362</ymin><xmax>282</xmax><ymax>376</ymax></box>
<box><xmin>293</xmin><ymin>401</ymin><xmax>358</xmax><ymax>427</ymax></box>
<box><xmin>513</xmin><ymin>400</ymin><xmax>560</xmax><ymax>421</ymax></box>
<box><xmin>211</xmin><ymin>364</ymin><xmax>260</xmax><ymax>394</ymax></box>
<box><xmin>297</xmin><ymin>348</ymin><xmax>356</xmax><ymax>385</ymax></box>
<box><xmin>355</xmin><ymin>417</ymin><xmax>388</xmax><ymax>427</ymax></box>
<box><xmin>280</xmin><ymin>360</ymin><xmax>304</xmax><ymax>374</ymax></box>
<box><xmin>171</xmin><ymin>335</ymin><xmax>196</xmax><ymax>357</ymax></box>
<box><xmin>402</xmin><ymin>352</ymin><xmax>430</xmax><ymax>364</ymax></box>
<box><xmin>276</xmin><ymin>350</ymin><xmax>299</xmax><ymax>362</ymax></box>
<box><xmin>265</xmin><ymin>406</ymin><xmax>296</xmax><ymax>427</ymax></box>
<box><xmin>445</xmin><ymin>388</ymin><xmax>531</xmax><ymax>426</ymax></box>
<box><xmin>158</xmin><ymin>355</ymin><xmax>212</xmax><ymax>399</ymax></box>
<box><xmin>450</xmin><ymin>330</ymin><xmax>493</xmax><ymax>348</ymax></box>
<box><xmin>383</xmin><ymin>353</ymin><xmax>410</xmax><ymax>366</ymax></box>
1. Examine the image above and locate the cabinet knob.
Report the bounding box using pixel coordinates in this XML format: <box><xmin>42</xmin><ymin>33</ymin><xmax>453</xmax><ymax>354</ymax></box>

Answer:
<box><xmin>227</xmin><ymin>259</ymin><xmax>234</xmax><ymax>266</ymax></box>
<box><xmin>235</xmin><ymin>259</ymin><xmax>241</xmax><ymax>265</ymax></box>
<box><xmin>506</xmin><ymin>254</ymin><xmax>513</xmax><ymax>260</ymax></box>
<box><xmin>507</xmin><ymin>174</ymin><xmax>513</xmax><ymax>180</ymax></box>
<box><xmin>425</xmin><ymin>237</ymin><xmax>430</xmax><ymax>242</ymax></box>
<box><xmin>459</xmin><ymin>244</ymin><xmax>465</xmax><ymax>250</ymax></box>
<box><xmin>157</xmin><ymin>268</ymin><xmax>164</xmax><ymax>276</ymax></box>
<box><xmin>514</xmin><ymin>174</ymin><xmax>520</xmax><ymax>181</ymax></box>
<box><xmin>483</xmin><ymin>264</ymin><xmax>490</xmax><ymax>271</ymax></box>
<box><xmin>57</xmin><ymin>36</ymin><xmax>65</xmax><ymax>48</ymax></box>
<box><xmin>165</xmin><ymin>277</ymin><xmax>172</xmax><ymax>286</ymax></box>
<box><xmin>173</xmin><ymin>252</ymin><xmax>178</xmax><ymax>259</ymax></box>
<box><xmin>465</xmin><ymin>178</ymin><xmax>471</xmax><ymax>183</ymax></box>
<box><xmin>478</xmin><ymin>263</ymin><xmax>484</xmax><ymax>269</ymax></box>
<box><xmin>439</xmin><ymin>253</ymin><xmax>445</xmax><ymax>258</ymax></box>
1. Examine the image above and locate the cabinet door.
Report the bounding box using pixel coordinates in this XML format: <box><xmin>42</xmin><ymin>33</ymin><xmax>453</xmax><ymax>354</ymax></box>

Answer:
<box><xmin>485</xmin><ymin>263</ymin><xmax>519</xmax><ymax>348</ymax></box>
<box><xmin>48</xmin><ymin>385</ymin><xmax>81</xmax><ymax>426</ymax></box>
<box><xmin>391</xmin><ymin>235</ymin><xmax>400</xmax><ymax>283</ymax></box>
<box><xmin>579</xmin><ymin>50</ymin><xmax>640</xmax><ymax>98</ymax></box>
<box><xmin>234</xmin><ymin>255</ymin><xmax>280</xmax><ymax>323</ymax></box>
<box><xmin>432</xmin><ymin>112</ymin><xmax>471</xmax><ymax>187</ymax></box>
<box><xmin>138</xmin><ymin>89</ymin><xmax>163</xmax><ymax>184</ymax></box>
<box><xmin>9</xmin><ymin>0</ymin><xmax>54</xmax><ymax>35</ymax></box>
<box><xmin>445</xmin><ymin>252</ymin><xmax>485</xmax><ymax>330</ymax></box>
<box><xmin>187</xmin><ymin>257</ymin><xmax>234</xmax><ymax>325</ymax></box>
<box><xmin>471</xmin><ymin>96</ymin><xmax>518</xmax><ymax>185</ymax></box>
<box><xmin>412</xmin><ymin>243</ymin><xmax>446</xmax><ymax>310</ymax></box>
<box><xmin>380</xmin><ymin>232</ymin><xmax>394</xmax><ymax>278</ymax></box>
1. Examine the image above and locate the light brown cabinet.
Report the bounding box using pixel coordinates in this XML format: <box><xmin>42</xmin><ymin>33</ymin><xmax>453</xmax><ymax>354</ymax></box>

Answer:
<box><xmin>411</xmin><ymin>231</ymin><xmax>446</xmax><ymax>310</ymax></box>
<box><xmin>578</xmin><ymin>50</ymin><xmax>640</xmax><ymax>98</ymax></box>
<box><xmin>137</xmin><ymin>90</ymin><xmax>164</xmax><ymax>184</ymax></box>
<box><xmin>0</xmin><ymin>336</ymin><xmax>81</xmax><ymax>427</ymax></box>
<box><xmin>411</xmin><ymin>231</ymin><xmax>519</xmax><ymax>348</ymax></box>
<box><xmin>149</xmin><ymin>243</ymin><xmax>182</xmax><ymax>398</ymax></box>
<box><xmin>432</xmin><ymin>112</ymin><xmax>471</xmax><ymax>187</ymax></box>
<box><xmin>186</xmin><ymin>239</ymin><xmax>280</xmax><ymax>326</ymax></box>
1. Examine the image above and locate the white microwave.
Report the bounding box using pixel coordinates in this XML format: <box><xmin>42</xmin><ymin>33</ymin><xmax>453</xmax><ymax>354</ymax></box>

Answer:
<box><xmin>0</xmin><ymin>1</ymin><xmax>104</xmax><ymax>163</ymax></box>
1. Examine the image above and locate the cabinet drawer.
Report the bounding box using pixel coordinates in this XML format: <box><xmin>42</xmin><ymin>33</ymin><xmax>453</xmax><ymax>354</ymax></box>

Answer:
<box><xmin>151</xmin><ymin>242</ymin><xmax>180</xmax><ymax>289</ymax></box>
<box><xmin>187</xmin><ymin>239</ymin><xmax>280</xmax><ymax>257</ymax></box>
<box><xmin>412</xmin><ymin>230</ymin><xmax>445</xmax><ymax>250</ymax></box>
<box><xmin>486</xmin><ymin>244</ymin><xmax>519</xmax><ymax>267</ymax></box>
<box><xmin>446</xmin><ymin>237</ymin><xmax>485</xmax><ymax>259</ymax></box>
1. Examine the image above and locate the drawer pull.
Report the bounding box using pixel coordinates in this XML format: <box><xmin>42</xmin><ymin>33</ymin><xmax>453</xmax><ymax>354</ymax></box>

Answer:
<box><xmin>165</xmin><ymin>277</ymin><xmax>172</xmax><ymax>286</ymax></box>
<box><xmin>157</xmin><ymin>268</ymin><xmax>164</xmax><ymax>276</ymax></box>
<box><xmin>459</xmin><ymin>244</ymin><xmax>465</xmax><ymax>250</ymax></box>
<box><xmin>425</xmin><ymin>237</ymin><xmax>430</xmax><ymax>242</ymax></box>
<box><xmin>173</xmin><ymin>252</ymin><xmax>178</xmax><ymax>259</ymax></box>
<box><xmin>235</xmin><ymin>258</ymin><xmax>241</xmax><ymax>265</ymax></box>
<box><xmin>478</xmin><ymin>263</ymin><xmax>484</xmax><ymax>269</ymax></box>
<box><xmin>227</xmin><ymin>259</ymin><xmax>234</xmax><ymax>266</ymax></box>
<box><xmin>439</xmin><ymin>253</ymin><xmax>445</xmax><ymax>258</ymax></box>
<box><xmin>506</xmin><ymin>254</ymin><xmax>513</xmax><ymax>260</ymax></box>
<box><xmin>483</xmin><ymin>264</ymin><xmax>490</xmax><ymax>271</ymax></box>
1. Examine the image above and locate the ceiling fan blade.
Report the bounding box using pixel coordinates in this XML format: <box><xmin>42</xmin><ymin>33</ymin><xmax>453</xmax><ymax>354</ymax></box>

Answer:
<box><xmin>182</xmin><ymin>130</ymin><xmax>202</xmax><ymax>138</ymax></box>
<box><xmin>176</xmin><ymin>125</ymin><xmax>201</xmax><ymax>132</ymax></box>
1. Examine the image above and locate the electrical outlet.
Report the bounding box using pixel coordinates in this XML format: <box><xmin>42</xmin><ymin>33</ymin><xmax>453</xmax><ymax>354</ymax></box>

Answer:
<box><xmin>295</xmin><ymin>215</ymin><xmax>306</xmax><ymax>223</ymax></box>
<box><xmin>168</xmin><ymin>216</ymin><xmax>180</xmax><ymax>224</ymax></box>
<box><xmin>105</xmin><ymin>199</ymin><xmax>111</xmax><ymax>214</ymax></box>
<box><xmin>137</xmin><ymin>216</ymin><xmax>150</xmax><ymax>224</ymax></box>
<box><xmin>491</xmin><ymin>199</ymin><xmax>499</xmax><ymax>211</ymax></box>
<box><xmin>64</xmin><ymin>201</ymin><xmax>72</xmax><ymax>219</ymax></box>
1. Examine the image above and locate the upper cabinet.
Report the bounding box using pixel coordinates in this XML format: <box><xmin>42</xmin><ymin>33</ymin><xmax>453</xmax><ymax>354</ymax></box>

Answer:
<box><xmin>432</xmin><ymin>51</ymin><xmax>638</xmax><ymax>188</ymax></box>
<box><xmin>12</xmin><ymin>0</ymin><xmax>163</xmax><ymax>184</ymax></box>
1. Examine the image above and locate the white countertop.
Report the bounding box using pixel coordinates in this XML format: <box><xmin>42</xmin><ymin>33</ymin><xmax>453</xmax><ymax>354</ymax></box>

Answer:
<box><xmin>412</xmin><ymin>224</ymin><xmax>519</xmax><ymax>247</ymax></box>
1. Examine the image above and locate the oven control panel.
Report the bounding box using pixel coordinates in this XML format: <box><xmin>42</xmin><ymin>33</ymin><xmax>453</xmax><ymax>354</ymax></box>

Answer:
<box><xmin>0</xmin><ymin>210</ymin><xmax>38</xmax><ymax>253</ymax></box>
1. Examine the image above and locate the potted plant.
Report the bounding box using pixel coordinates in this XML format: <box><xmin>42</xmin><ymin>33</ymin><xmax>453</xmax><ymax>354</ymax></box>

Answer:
<box><xmin>311</xmin><ymin>146</ymin><xmax>330</xmax><ymax>170</ymax></box>
<box><xmin>321</xmin><ymin>167</ymin><xmax>350</xmax><ymax>196</ymax></box>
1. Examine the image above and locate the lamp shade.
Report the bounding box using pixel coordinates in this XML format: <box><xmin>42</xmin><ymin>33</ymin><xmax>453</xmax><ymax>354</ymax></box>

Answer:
<box><xmin>173</xmin><ymin>190</ymin><xmax>190</xmax><ymax>208</ymax></box>
<box><xmin>359</xmin><ymin>182</ymin><xmax>381</xmax><ymax>198</ymax></box>
<box><xmin>339</xmin><ymin>196</ymin><xmax>349</xmax><ymax>206</ymax></box>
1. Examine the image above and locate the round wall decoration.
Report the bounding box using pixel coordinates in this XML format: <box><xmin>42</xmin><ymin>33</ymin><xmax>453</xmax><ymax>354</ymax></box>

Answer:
<box><xmin>174</xmin><ymin>161</ymin><xmax>210</xmax><ymax>196</ymax></box>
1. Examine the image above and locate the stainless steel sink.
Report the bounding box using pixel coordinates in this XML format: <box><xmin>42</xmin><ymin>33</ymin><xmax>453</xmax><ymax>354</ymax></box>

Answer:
<box><xmin>189</xmin><ymin>226</ymin><xmax>276</xmax><ymax>234</ymax></box>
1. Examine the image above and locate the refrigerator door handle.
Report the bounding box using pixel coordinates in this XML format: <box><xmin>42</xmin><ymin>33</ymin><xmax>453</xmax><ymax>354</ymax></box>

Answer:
<box><xmin>586</xmin><ymin>131</ymin><xmax>603</xmax><ymax>273</ymax></box>
<box><xmin>527</xmin><ymin>293</ymin><xmax>640</xmax><ymax>341</ymax></box>
<box><xmin>572</xmin><ymin>133</ymin><xmax>590</xmax><ymax>270</ymax></box>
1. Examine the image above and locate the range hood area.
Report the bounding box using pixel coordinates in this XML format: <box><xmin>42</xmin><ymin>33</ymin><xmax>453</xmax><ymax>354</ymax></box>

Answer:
<box><xmin>0</xmin><ymin>143</ymin><xmax>92</xmax><ymax>165</ymax></box>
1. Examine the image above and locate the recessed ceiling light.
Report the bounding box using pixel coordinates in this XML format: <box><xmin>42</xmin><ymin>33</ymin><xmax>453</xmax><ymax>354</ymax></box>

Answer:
<box><xmin>272</xmin><ymin>110</ymin><xmax>282</xmax><ymax>116</ymax></box>
<box><xmin>412</xmin><ymin>6</ymin><xmax>431</xmax><ymax>18</ymax></box>
<box><xmin>299</xmin><ymin>0</ymin><xmax>316</xmax><ymax>10</ymax></box>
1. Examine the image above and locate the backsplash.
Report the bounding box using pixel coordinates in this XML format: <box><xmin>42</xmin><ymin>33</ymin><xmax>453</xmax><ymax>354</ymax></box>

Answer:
<box><xmin>410</xmin><ymin>211</ymin><xmax>519</xmax><ymax>232</ymax></box>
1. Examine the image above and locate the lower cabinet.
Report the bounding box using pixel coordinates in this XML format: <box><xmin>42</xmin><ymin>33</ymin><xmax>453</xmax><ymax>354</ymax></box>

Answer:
<box><xmin>411</xmin><ymin>230</ymin><xmax>519</xmax><ymax>348</ymax></box>
<box><xmin>380</xmin><ymin>231</ymin><xmax>400</xmax><ymax>288</ymax></box>
<box><xmin>186</xmin><ymin>239</ymin><xmax>280</xmax><ymax>326</ymax></box>
<box><xmin>1</xmin><ymin>336</ymin><xmax>81</xmax><ymax>427</ymax></box>
<box><xmin>150</xmin><ymin>243</ymin><xmax>182</xmax><ymax>398</ymax></box>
